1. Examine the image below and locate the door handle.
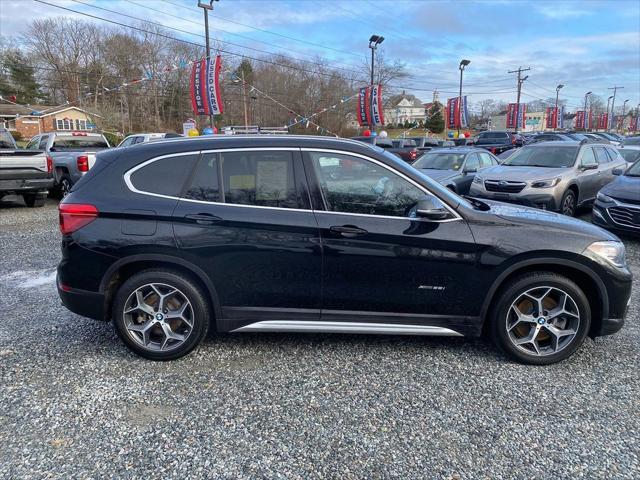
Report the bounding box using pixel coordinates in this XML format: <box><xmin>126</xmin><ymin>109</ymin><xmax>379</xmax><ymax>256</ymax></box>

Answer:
<box><xmin>184</xmin><ymin>213</ymin><xmax>222</xmax><ymax>225</ymax></box>
<box><xmin>329</xmin><ymin>225</ymin><xmax>368</xmax><ymax>238</ymax></box>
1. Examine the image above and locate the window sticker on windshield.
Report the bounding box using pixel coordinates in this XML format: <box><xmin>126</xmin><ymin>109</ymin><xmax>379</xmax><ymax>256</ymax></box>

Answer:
<box><xmin>229</xmin><ymin>175</ymin><xmax>255</xmax><ymax>190</ymax></box>
<box><xmin>256</xmin><ymin>161</ymin><xmax>288</xmax><ymax>200</ymax></box>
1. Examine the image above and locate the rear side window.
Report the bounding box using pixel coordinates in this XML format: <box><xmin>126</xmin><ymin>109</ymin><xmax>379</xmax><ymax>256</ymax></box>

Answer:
<box><xmin>52</xmin><ymin>137</ymin><xmax>109</xmax><ymax>150</ymax></box>
<box><xmin>221</xmin><ymin>150</ymin><xmax>300</xmax><ymax>208</ymax></box>
<box><xmin>604</xmin><ymin>147</ymin><xmax>622</xmax><ymax>162</ymax></box>
<box><xmin>130</xmin><ymin>154</ymin><xmax>198</xmax><ymax>197</ymax></box>
<box><xmin>38</xmin><ymin>137</ymin><xmax>49</xmax><ymax>149</ymax></box>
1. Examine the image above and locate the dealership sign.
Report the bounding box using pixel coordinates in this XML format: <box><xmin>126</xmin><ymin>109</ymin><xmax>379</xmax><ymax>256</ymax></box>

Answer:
<box><xmin>357</xmin><ymin>85</ymin><xmax>384</xmax><ymax>127</ymax></box>
<box><xmin>445</xmin><ymin>96</ymin><xmax>469</xmax><ymax>129</ymax></box>
<box><xmin>506</xmin><ymin>103</ymin><xmax>526</xmax><ymax>129</ymax></box>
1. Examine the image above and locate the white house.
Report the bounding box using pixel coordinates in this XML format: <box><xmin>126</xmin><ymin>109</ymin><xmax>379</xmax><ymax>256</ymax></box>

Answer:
<box><xmin>384</xmin><ymin>91</ymin><xmax>425</xmax><ymax>126</ymax></box>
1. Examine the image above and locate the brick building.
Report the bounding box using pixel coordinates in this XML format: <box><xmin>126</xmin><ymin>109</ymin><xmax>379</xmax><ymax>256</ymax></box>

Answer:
<box><xmin>0</xmin><ymin>104</ymin><xmax>101</xmax><ymax>139</ymax></box>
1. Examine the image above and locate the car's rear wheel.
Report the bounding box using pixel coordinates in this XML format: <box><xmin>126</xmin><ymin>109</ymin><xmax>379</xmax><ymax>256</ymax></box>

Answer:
<box><xmin>560</xmin><ymin>189</ymin><xmax>576</xmax><ymax>216</ymax></box>
<box><xmin>23</xmin><ymin>193</ymin><xmax>45</xmax><ymax>208</ymax></box>
<box><xmin>112</xmin><ymin>270</ymin><xmax>210</xmax><ymax>360</ymax></box>
<box><xmin>489</xmin><ymin>272</ymin><xmax>590</xmax><ymax>365</ymax></box>
<box><xmin>58</xmin><ymin>176</ymin><xmax>72</xmax><ymax>198</ymax></box>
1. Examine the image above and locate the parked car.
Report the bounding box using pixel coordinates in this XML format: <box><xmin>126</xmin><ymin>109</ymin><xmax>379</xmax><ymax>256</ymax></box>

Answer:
<box><xmin>617</xmin><ymin>146</ymin><xmax>640</xmax><ymax>166</ymax></box>
<box><xmin>497</xmin><ymin>149</ymin><xmax>517</xmax><ymax>162</ymax></box>
<box><xmin>57</xmin><ymin>135</ymin><xmax>631</xmax><ymax>365</ymax></box>
<box><xmin>0</xmin><ymin>128</ymin><xmax>53</xmax><ymax>207</ymax></box>
<box><xmin>406</xmin><ymin>137</ymin><xmax>454</xmax><ymax>152</ymax></box>
<box><xmin>622</xmin><ymin>136</ymin><xmax>640</xmax><ymax>146</ymax></box>
<box><xmin>529</xmin><ymin>133</ymin><xmax>580</xmax><ymax>143</ymax></box>
<box><xmin>389</xmin><ymin>138</ymin><xmax>421</xmax><ymax>162</ymax></box>
<box><xmin>26</xmin><ymin>132</ymin><xmax>111</xmax><ymax>197</ymax></box>
<box><xmin>583</xmin><ymin>133</ymin><xmax>609</xmax><ymax>143</ymax></box>
<box><xmin>469</xmin><ymin>141</ymin><xmax>627</xmax><ymax>216</ymax></box>
<box><xmin>411</xmin><ymin>147</ymin><xmax>499</xmax><ymax>194</ymax></box>
<box><xmin>590</xmin><ymin>132</ymin><xmax>621</xmax><ymax>146</ymax></box>
<box><xmin>117</xmin><ymin>132</ymin><xmax>183</xmax><ymax>148</ymax></box>
<box><xmin>593</xmin><ymin>160</ymin><xmax>640</xmax><ymax>234</ymax></box>
<box><xmin>474</xmin><ymin>131</ymin><xmax>523</xmax><ymax>155</ymax></box>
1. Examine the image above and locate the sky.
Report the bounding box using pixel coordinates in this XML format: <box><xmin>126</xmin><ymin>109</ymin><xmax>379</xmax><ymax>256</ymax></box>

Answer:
<box><xmin>1</xmin><ymin>0</ymin><xmax>639</xmax><ymax>112</ymax></box>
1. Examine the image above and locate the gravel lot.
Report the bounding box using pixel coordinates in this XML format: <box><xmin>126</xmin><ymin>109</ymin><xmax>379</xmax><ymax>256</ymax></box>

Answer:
<box><xmin>1</xmin><ymin>197</ymin><xmax>638</xmax><ymax>479</ymax></box>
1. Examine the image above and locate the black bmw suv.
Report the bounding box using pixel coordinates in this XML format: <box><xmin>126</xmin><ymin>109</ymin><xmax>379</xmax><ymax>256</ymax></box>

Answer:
<box><xmin>57</xmin><ymin>136</ymin><xmax>632</xmax><ymax>364</ymax></box>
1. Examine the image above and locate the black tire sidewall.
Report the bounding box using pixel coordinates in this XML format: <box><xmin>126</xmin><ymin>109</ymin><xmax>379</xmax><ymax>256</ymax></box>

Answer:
<box><xmin>112</xmin><ymin>270</ymin><xmax>210</xmax><ymax>360</ymax></box>
<box><xmin>491</xmin><ymin>274</ymin><xmax>591</xmax><ymax>365</ymax></box>
<box><xmin>561</xmin><ymin>190</ymin><xmax>576</xmax><ymax>216</ymax></box>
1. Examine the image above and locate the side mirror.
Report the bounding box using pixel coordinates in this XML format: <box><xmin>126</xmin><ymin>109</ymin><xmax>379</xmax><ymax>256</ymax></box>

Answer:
<box><xmin>415</xmin><ymin>196</ymin><xmax>452</xmax><ymax>221</ymax></box>
<box><xmin>612</xmin><ymin>167</ymin><xmax>624</xmax><ymax>176</ymax></box>
<box><xmin>464</xmin><ymin>167</ymin><xmax>477</xmax><ymax>174</ymax></box>
<box><xmin>581</xmin><ymin>163</ymin><xmax>598</xmax><ymax>170</ymax></box>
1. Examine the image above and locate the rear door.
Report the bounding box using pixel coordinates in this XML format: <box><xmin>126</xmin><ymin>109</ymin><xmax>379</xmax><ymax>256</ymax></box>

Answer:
<box><xmin>458</xmin><ymin>153</ymin><xmax>479</xmax><ymax>194</ymax></box>
<box><xmin>173</xmin><ymin>148</ymin><xmax>321</xmax><ymax>331</ymax></box>
<box><xmin>594</xmin><ymin>146</ymin><xmax>615</xmax><ymax>190</ymax></box>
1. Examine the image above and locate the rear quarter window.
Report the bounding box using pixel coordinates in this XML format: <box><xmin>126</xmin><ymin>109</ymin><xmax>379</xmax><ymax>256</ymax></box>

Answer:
<box><xmin>129</xmin><ymin>154</ymin><xmax>199</xmax><ymax>197</ymax></box>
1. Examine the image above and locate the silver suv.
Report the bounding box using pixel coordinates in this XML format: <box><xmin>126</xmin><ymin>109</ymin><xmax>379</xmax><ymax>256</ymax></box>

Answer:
<box><xmin>469</xmin><ymin>141</ymin><xmax>627</xmax><ymax>216</ymax></box>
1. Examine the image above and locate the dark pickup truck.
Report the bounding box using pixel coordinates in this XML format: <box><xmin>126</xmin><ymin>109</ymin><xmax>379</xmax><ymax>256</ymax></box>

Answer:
<box><xmin>474</xmin><ymin>131</ymin><xmax>523</xmax><ymax>155</ymax></box>
<box><xmin>0</xmin><ymin>128</ymin><xmax>53</xmax><ymax>207</ymax></box>
<box><xmin>351</xmin><ymin>136</ymin><xmax>420</xmax><ymax>163</ymax></box>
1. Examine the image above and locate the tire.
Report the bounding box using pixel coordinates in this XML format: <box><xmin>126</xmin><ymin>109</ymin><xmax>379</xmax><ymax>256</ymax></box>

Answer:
<box><xmin>112</xmin><ymin>269</ymin><xmax>210</xmax><ymax>360</ymax></box>
<box><xmin>488</xmin><ymin>272</ymin><xmax>590</xmax><ymax>365</ymax></box>
<box><xmin>57</xmin><ymin>175</ymin><xmax>72</xmax><ymax>199</ymax></box>
<box><xmin>24</xmin><ymin>193</ymin><xmax>46</xmax><ymax>208</ymax></box>
<box><xmin>560</xmin><ymin>189</ymin><xmax>576</xmax><ymax>216</ymax></box>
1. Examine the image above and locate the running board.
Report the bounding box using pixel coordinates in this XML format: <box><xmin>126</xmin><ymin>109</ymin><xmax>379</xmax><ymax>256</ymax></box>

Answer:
<box><xmin>231</xmin><ymin>321</ymin><xmax>463</xmax><ymax>336</ymax></box>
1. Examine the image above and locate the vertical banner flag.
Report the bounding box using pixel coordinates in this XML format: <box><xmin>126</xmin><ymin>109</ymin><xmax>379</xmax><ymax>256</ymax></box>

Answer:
<box><xmin>587</xmin><ymin>110</ymin><xmax>593</xmax><ymax>130</ymax></box>
<box><xmin>446</xmin><ymin>98</ymin><xmax>457</xmax><ymax>129</ymax></box>
<box><xmin>506</xmin><ymin>103</ymin><xmax>517</xmax><ymax>129</ymax></box>
<box><xmin>460</xmin><ymin>96</ymin><xmax>469</xmax><ymax>128</ymax></box>
<box><xmin>370</xmin><ymin>84</ymin><xmax>384</xmax><ymax>127</ymax></box>
<box><xmin>357</xmin><ymin>87</ymin><xmax>372</xmax><ymax>126</ymax></box>
<box><xmin>190</xmin><ymin>55</ymin><xmax>223</xmax><ymax>117</ymax></box>
<box><xmin>545</xmin><ymin>107</ymin><xmax>554</xmax><ymax>129</ymax></box>
<box><xmin>629</xmin><ymin>115</ymin><xmax>638</xmax><ymax>132</ymax></box>
<box><xmin>597</xmin><ymin>113</ymin><xmax>608</xmax><ymax>130</ymax></box>
<box><xmin>517</xmin><ymin>104</ymin><xmax>526</xmax><ymax>129</ymax></box>
<box><xmin>558</xmin><ymin>106</ymin><xmax>565</xmax><ymax>129</ymax></box>
<box><xmin>575</xmin><ymin>111</ymin><xmax>585</xmax><ymax>130</ymax></box>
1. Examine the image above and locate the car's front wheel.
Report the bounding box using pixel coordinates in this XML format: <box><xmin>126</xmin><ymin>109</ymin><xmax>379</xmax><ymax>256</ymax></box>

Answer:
<box><xmin>112</xmin><ymin>269</ymin><xmax>210</xmax><ymax>360</ymax></box>
<box><xmin>489</xmin><ymin>272</ymin><xmax>590</xmax><ymax>365</ymax></box>
<box><xmin>560</xmin><ymin>189</ymin><xmax>576</xmax><ymax>216</ymax></box>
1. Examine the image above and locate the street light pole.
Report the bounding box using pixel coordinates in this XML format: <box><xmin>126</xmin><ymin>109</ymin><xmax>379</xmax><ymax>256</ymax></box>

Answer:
<box><xmin>368</xmin><ymin>35</ymin><xmax>385</xmax><ymax>87</ymax></box>
<box><xmin>583</xmin><ymin>91</ymin><xmax>591</xmax><ymax>131</ymax></box>
<box><xmin>198</xmin><ymin>0</ymin><xmax>219</xmax><ymax>131</ymax></box>
<box><xmin>607</xmin><ymin>86</ymin><xmax>623</xmax><ymax>132</ymax></box>
<box><xmin>458</xmin><ymin>59</ymin><xmax>470</xmax><ymax>137</ymax></box>
<box><xmin>554</xmin><ymin>84</ymin><xmax>564</xmax><ymax>131</ymax></box>
<box><xmin>621</xmin><ymin>99</ymin><xmax>629</xmax><ymax>133</ymax></box>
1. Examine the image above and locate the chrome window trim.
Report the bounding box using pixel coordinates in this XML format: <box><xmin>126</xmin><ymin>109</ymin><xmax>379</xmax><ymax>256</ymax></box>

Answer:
<box><xmin>123</xmin><ymin>146</ymin><xmax>462</xmax><ymax>221</ymax></box>
<box><xmin>302</xmin><ymin>148</ymin><xmax>462</xmax><ymax>221</ymax></box>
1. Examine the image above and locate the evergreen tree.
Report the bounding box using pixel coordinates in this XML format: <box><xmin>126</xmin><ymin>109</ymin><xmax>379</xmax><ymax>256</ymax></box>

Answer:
<box><xmin>234</xmin><ymin>59</ymin><xmax>254</xmax><ymax>84</ymax></box>
<box><xmin>1</xmin><ymin>51</ymin><xmax>42</xmax><ymax>103</ymax></box>
<box><xmin>426</xmin><ymin>102</ymin><xmax>445</xmax><ymax>133</ymax></box>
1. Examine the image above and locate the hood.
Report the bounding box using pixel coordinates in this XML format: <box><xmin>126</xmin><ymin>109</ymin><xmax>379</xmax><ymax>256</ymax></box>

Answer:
<box><xmin>480</xmin><ymin>200</ymin><xmax>619</xmax><ymax>242</ymax></box>
<box><xmin>418</xmin><ymin>168</ymin><xmax>459</xmax><ymax>184</ymax></box>
<box><xmin>479</xmin><ymin>165</ymin><xmax>571</xmax><ymax>182</ymax></box>
<box><xmin>600</xmin><ymin>175</ymin><xmax>640</xmax><ymax>202</ymax></box>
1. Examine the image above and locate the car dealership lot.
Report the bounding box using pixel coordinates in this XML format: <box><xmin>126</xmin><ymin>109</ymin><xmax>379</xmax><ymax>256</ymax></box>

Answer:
<box><xmin>1</xmin><ymin>198</ymin><xmax>638</xmax><ymax>479</ymax></box>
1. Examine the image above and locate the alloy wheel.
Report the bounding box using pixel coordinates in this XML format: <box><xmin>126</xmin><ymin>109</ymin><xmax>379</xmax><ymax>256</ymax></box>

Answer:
<box><xmin>123</xmin><ymin>283</ymin><xmax>194</xmax><ymax>352</ymax></box>
<box><xmin>562</xmin><ymin>193</ymin><xmax>575</xmax><ymax>216</ymax></box>
<box><xmin>60</xmin><ymin>179</ymin><xmax>71</xmax><ymax>198</ymax></box>
<box><xmin>506</xmin><ymin>286</ymin><xmax>580</xmax><ymax>357</ymax></box>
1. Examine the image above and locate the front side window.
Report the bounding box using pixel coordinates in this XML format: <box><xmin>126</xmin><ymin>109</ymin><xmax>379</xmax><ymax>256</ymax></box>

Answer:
<box><xmin>309</xmin><ymin>152</ymin><xmax>425</xmax><ymax>217</ymax></box>
<box><xmin>413</xmin><ymin>152</ymin><xmax>466</xmax><ymax>171</ymax></box>
<box><xmin>220</xmin><ymin>150</ymin><xmax>300</xmax><ymax>209</ymax></box>
<box><xmin>38</xmin><ymin>136</ymin><xmax>49</xmax><ymax>150</ymax></box>
<box><xmin>478</xmin><ymin>152</ymin><xmax>496</xmax><ymax>167</ymax></box>
<box><xmin>580</xmin><ymin>147</ymin><xmax>597</xmax><ymax>166</ymax></box>
<box><xmin>130</xmin><ymin>154</ymin><xmax>199</xmax><ymax>197</ymax></box>
<box><xmin>25</xmin><ymin>138</ymin><xmax>40</xmax><ymax>150</ymax></box>
<box><xmin>464</xmin><ymin>153</ymin><xmax>480</xmax><ymax>171</ymax></box>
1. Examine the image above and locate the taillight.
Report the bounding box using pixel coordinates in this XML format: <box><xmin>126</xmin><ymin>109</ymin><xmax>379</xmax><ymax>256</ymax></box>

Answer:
<box><xmin>490</xmin><ymin>148</ymin><xmax>496</xmax><ymax>154</ymax></box>
<box><xmin>512</xmin><ymin>137</ymin><xmax>517</xmax><ymax>145</ymax></box>
<box><xmin>59</xmin><ymin>203</ymin><xmax>98</xmax><ymax>235</ymax></box>
<box><xmin>77</xmin><ymin>155</ymin><xmax>89</xmax><ymax>172</ymax></box>
<box><xmin>410</xmin><ymin>150</ymin><xmax>417</xmax><ymax>161</ymax></box>
<box><xmin>46</xmin><ymin>155</ymin><xmax>53</xmax><ymax>174</ymax></box>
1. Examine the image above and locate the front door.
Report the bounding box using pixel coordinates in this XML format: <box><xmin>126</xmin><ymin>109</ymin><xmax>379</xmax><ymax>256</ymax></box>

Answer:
<box><xmin>303</xmin><ymin>150</ymin><xmax>480</xmax><ymax>333</ymax></box>
<box><xmin>173</xmin><ymin>148</ymin><xmax>321</xmax><ymax>331</ymax></box>
<box><xmin>576</xmin><ymin>146</ymin><xmax>600</xmax><ymax>203</ymax></box>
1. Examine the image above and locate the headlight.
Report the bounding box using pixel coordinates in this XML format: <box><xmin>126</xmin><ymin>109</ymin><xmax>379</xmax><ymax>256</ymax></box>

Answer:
<box><xmin>585</xmin><ymin>241</ymin><xmax>626</xmax><ymax>268</ymax></box>
<box><xmin>596</xmin><ymin>191</ymin><xmax>614</xmax><ymax>203</ymax></box>
<box><xmin>531</xmin><ymin>177</ymin><xmax>560</xmax><ymax>188</ymax></box>
<box><xmin>473</xmin><ymin>175</ymin><xmax>483</xmax><ymax>184</ymax></box>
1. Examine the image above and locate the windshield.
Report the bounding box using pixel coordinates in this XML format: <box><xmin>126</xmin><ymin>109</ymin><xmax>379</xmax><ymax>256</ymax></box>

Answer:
<box><xmin>619</xmin><ymin>149</ymin><xmax>640</xmax><ymax>163</ymax></box>
<box><xmin>503</xmin><ymin>146</ymin><xmax>577</xmax><ymax>168</ymax></box>
<box><xmin>413</xmin><ymin>152</ymin><xmax>466</xmax><ymax>170</ymax></box>
<box><xmin>52</xmin><ymin>136</ymin><xmax>109</xmax><ymax>151</ymax></box>
<box><xmin>0</xmin><ymin>130</ymin><xmax>16</xmax><ymax>149</ymax></box>
<box><xmin>626</xmin><ymin>160</ymin><xmax>640</xmax><ymax>176</ymax></box>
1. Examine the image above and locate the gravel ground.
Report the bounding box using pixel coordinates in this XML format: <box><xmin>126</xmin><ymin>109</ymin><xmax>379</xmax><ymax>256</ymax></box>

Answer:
<box><xmin>0</xmin><ymin>197</ymin><xmax>638</xmax><ymax>479</ymax></box>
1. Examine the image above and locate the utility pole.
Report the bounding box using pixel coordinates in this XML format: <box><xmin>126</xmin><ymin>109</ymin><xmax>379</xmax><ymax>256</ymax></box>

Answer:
<box><xmin>508</xmin><ymin>66</ymin><xmax>530</xmax><ymax>133</ymax></box>
<box><xmin>241</xmin><ymin>69</ymin><xmax>249</xmax><ymax>129</ymax></box>
<box><xmin>554</xmin><ymin>84</ymin><xmax>564</xmax><ymax>131</ymax></box>
<box><xmin>198</xmin><ymin>0</ymin><xmax>219</xmax><ymax>131</ymax></box>
<box><xmin>607</xmin><ymin>86</ymin><xmax>623</xmax><ymax>132</ymax></box>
